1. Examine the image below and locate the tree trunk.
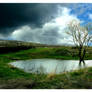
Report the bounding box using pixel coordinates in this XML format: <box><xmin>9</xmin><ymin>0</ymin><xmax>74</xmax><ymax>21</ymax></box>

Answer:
<box><xmin>81</xmin><ymin>48</ymin><xmax>86</xmax><ymax>64</ymax></box>
<box><xmin>78</xmin><ymin>46</ymin><xmax>82</xmax><ymax>64</ymax></box>
<box><xmin>78</xmin><ymin>46</ymin><xmax>86</xmax><ymax>65</ymax></box>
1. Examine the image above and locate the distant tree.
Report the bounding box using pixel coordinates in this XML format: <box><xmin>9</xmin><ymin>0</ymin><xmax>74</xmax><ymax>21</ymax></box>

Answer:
<box><xmin>66</xmin><ymin>20</ymin><xmax>92</xmax><ymax>64</ymax></box>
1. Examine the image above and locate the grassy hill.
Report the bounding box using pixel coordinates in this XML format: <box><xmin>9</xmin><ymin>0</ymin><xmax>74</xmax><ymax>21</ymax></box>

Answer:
<box><xmin>0</xmin><ymin>40</ymin><xmax>60</xmax><ymax>53</ymax></box>
<box><xmin>0</xmin><ymin>39</ymin><xmax>62</xmax><ymax>47</ymax></box>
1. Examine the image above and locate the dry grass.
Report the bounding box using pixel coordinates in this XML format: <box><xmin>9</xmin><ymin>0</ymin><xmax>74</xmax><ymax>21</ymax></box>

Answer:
<box><xmin>47</xmin><ymin>73</ymin><xmax>56</xmax><ymax>79</ymax></box>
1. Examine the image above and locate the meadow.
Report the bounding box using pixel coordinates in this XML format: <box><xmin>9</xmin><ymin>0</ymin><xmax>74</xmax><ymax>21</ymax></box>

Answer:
<box><xmin>0</xmin><ymin>41</ymin><xmax>92</xmax><ymax>89</ymax></box>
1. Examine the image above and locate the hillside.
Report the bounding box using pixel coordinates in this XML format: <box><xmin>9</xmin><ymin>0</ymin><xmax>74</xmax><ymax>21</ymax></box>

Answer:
<box><xmin>0</xmin><ymin>40</ymin><xmax>62</xmax><ymax>53</ymax></box>
<box><xmin>0</xmin><ymin>39</ymin><xmax>63</xmax><ymax>47</ymax></box>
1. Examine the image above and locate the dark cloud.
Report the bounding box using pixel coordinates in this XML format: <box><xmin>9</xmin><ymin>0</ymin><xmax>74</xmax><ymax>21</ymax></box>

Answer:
<box><xmin>0</xmin><ymin>3</ymin><xmax>63</xmax><ymax>34</ymax></box>
<box><xmin>0</xmin><ymin>3</ymin><xmax>83</xmax><ymax>45</ymax></box>
<box><xmin>0</xmin><ymin>3</ymin><xmax>91</xmax><ymax>45</ymax></box>
<box><xmin>0</xmin><ymin>3</ymin><xmax>90</xmax><ymax>34</ymax></box>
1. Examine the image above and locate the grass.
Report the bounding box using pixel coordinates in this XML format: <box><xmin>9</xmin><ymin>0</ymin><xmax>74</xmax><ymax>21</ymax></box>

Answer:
<box><xmin>0</xmin><ymin>46</ymin><xmax>92</xmax><ymax>89</ymax></box>
<box><xmin>1</xmin><ymin>46</ymin><xmax>92</xmax><ymax>60</ymax></box>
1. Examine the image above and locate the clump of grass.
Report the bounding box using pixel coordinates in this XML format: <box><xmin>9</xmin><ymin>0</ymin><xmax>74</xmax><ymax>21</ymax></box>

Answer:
<box><xmin>46</xmin><ymin>73</ymin><xmax>56</xmax><ymax>80</ymax></box>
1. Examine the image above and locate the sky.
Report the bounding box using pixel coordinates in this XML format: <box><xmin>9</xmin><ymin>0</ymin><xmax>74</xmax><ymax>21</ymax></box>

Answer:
<box><xmin>0</xmin><ymin>3</ymin><xmax>92</xmax><ymax>45</ymax></box>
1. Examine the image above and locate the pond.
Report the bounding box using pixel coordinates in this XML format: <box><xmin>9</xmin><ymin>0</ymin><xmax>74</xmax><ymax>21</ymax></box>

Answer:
<box><xmin>9</xmin><ymin>59</ymin><xmax>92</xmax><ymax>74</ymax></box>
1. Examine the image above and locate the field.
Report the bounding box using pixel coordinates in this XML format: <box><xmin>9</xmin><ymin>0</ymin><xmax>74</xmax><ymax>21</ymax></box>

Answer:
<box><xmin>0</xmin><ymin>40</ymin><xmax>92</xmax><ymax>89</ymax></box>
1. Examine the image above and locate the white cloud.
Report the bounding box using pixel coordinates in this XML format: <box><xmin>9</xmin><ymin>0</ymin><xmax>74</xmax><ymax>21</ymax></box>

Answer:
<box><xmin>88</xmin><ymin>13</ymin><xmax>92</xmax><ymax>20</ymax></box>
<box><xmin>10</xmin><ymin>7</ymin><xmax>80</xmax><ymax>45</ymax></box>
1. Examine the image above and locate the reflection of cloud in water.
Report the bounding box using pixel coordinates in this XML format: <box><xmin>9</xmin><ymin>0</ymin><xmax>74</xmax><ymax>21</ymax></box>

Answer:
<box><xmin>10</xmin><ymin>59</ymin><xmax>92</xmax><ymax>74</ymax></box>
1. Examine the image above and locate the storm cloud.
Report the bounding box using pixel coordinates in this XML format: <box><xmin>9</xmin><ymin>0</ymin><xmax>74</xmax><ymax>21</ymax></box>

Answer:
<box><xmin>0</xmin><ymin>3</ymin><xmax>92</xmax><ymax>45</ymax></box>
<box><xmin>0</xmin><ymin>3</ymin><xmax>66</xmax><ymax>34</ymax></box>
<box><xmin>10</xmin><ymin>7</ymin><xmax>79</xmax><ymax>45</ymax></box>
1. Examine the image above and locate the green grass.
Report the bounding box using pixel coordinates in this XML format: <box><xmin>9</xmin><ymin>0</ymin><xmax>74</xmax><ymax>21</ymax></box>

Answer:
<box><xmin>0</xmin><ymin>46</ymin><xmax>92</xmax><ymax>89</ymax></box>
<box><xmin>1</xmin><ymin>46</ymin><xmax>92</xmax><ymax>60</ymax></box>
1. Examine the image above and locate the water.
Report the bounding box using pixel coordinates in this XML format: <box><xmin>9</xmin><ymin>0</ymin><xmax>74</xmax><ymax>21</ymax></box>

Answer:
<box><xmin>9</xmin><ymin>59</ymin><xmax>92</xmax><ymax>74</ymax></box>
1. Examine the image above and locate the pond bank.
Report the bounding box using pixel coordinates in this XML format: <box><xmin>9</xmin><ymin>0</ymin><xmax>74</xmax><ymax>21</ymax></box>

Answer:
<box><xmin>0</xmin><ymin>47</ymin><xmax>92</xmax><ymax>89</ymax></box>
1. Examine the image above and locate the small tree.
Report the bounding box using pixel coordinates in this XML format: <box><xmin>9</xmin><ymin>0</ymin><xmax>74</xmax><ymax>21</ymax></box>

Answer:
<box><xmin>66</xmin><ymin>20</ymin><xmax>92</xmax><ymax>64</ymax></box>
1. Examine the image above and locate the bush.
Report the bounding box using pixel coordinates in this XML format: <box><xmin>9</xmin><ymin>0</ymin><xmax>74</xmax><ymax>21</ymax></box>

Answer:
<box><xmin>55</xmin><ymin>48</ymin><xmax>70</xmax><ymax>56</ymax></box>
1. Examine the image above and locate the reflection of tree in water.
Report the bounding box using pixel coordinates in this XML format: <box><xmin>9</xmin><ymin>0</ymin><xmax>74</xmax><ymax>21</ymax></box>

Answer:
<box><xmin>78</xmin><ymin>61</ymin><xmax>86</xmax><ymax>69</ymax></box>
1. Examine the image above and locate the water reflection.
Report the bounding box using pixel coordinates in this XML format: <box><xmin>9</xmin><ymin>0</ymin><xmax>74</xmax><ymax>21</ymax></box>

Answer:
<box><xmin>9</xmin><ymin>59</ymin><xmax>92</xmax><ymax>74</ymax></box>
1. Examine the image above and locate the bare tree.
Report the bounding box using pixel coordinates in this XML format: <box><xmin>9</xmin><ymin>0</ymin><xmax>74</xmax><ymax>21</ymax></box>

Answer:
<box><xmin>66</xmin><ymin>20</ymin><xmax>92</xmax><ymax>64</ymax></box>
